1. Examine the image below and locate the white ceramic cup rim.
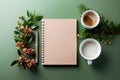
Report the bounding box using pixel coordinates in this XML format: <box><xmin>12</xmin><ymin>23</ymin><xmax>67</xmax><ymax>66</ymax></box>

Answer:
<box><xmin>79</xmin><ymin>38</ymin><xmax>101</xmax><ymax>60</ymax></box>
<box><xmin>81</xmin><ymin>10</ymin><xmax>100</xmax><ymax>29</ymax></box>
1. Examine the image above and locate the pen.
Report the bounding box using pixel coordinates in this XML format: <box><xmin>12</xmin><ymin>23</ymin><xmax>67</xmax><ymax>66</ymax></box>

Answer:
<box><xmin>35</xmin><ymin>31</ymin><xmax>39</xmax><ymax>64</ymax></box>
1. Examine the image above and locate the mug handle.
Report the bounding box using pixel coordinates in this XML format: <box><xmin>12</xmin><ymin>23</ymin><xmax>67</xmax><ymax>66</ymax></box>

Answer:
<box><xmin>88</xmin><ymin>60</ymin><xmax>92</xmax><ymax>65</ymax></box>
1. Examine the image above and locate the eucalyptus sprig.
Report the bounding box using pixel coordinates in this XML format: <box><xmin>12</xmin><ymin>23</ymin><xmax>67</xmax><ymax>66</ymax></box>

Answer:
<box><xmin>11</xmin><ymin>10</ymin><xmax>42</xmax><ymax>69</ymax></box>
<box><xmin>77</xmin><ymin>4</ymin><xmax>120</xmax><ymax>45</ymax></box>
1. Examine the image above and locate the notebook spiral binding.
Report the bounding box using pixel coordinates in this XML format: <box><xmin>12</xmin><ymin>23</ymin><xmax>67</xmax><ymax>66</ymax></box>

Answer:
<box><xmin>41</xmin><ymin>20</ymin><xmax>45</xmax><ymax>63</ymax></box>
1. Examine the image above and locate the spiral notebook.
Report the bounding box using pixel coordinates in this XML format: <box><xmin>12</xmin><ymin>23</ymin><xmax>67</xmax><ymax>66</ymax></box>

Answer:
<box><xmin>41</xmin><ymin>19</ymin><xmax>77</xmax><ymax>65</ymax></box>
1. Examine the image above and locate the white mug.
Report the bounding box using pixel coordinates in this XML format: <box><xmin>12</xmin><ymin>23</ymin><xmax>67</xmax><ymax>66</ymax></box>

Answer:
<box><xmin>81</xmin><ymin>10</ymin><xmax>100</xmax><ymax>29</ymax></box>
<box><xmin>79</xmin><ymin>38</ymin><xmax>101</xmax><ymax>65</ymax></box>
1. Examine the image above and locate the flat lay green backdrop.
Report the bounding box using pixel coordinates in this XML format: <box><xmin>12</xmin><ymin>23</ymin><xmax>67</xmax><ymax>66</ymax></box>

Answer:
<box><xmin>0</xmin><ymin>0</ymin><xmax>120</xmax><ymax>80</ymax></box>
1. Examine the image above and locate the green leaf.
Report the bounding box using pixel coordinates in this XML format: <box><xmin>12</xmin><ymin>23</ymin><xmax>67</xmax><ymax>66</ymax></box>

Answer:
<box><xmin>14</xmin><ymin>38</ymin><xmax>25</xmax><ymax>42</ymax></box>
<box><xmin>23</xmin><ymin>20</ymin><xmax>29</xmax><ymax>26</ymax></box>
<box><xmin>28</xmin><ymin>35</ymin><xmax>33</xmax><ymax>43</ymax></box>
<box><xmin>35</xmin><ymin>16</ymin><xmax>43</xmax><ymax>21</ymax></box>
<box><xmin>31</xmin><ymin>25</ymin><xmax>38</xmax><ymax>30</ymax></box>
<box><xmin>27</xmin><ymin>10</ymin><xmax>30</xmax><ymax>17</ymax></box>
<box><xmin>14</xmin><ymin>39</ymin><xmax>17</xmax><ymax>42</ymax></box>
<box><xmin>11</xmin><ymin>60</ymin><xmax>19</xmax><ymax>66</ymax></box>
<box><xmin>77</xmin><ymin>4</ymin><xmax>87</xmax><ymax>15</ymax></box>
<box><xmin>30</xmin><ymin>15</ymin><xmax>34</xmax><ymax>21</ymax></box>
<box><xmin>117</xmin><ymin>23</ymin><xmax>120</xmax><ymax>28</ymax></box>
<box><xmin>17</xmin><ymin>49</ymin><xmax>22</xmax><ymax>56</ymax></box>
<box><xmin>32</xmin><ymin>10</ymin><xmax>36</xmax><ymax>21</ymax></box>
<box><xmin>33</xmin><ymin>10</ymin><xmax>36</xmax><ymax>17</ymax></box>
<box><xmin>28</xmin><ymin>18</ymin><xmax>32</xmax><ymax>22</ymax></box>
<box><xmin>21</xmin><ymin>16</ymin><xmax>25</xmax><ymax>21</ymax></box>
<box><xmin>14</xmin><ymin>30</ymin><xmax>20</xmax><ymax>34</ymax></box>
<box><xmin>28</xmin><ymin>21</ymin><xmax>37</xmax><ymax>26</ymax></box>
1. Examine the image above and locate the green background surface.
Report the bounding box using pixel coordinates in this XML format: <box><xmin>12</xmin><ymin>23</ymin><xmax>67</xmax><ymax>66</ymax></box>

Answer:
<box><xmin>0</xmin><ymin>0</ymin><xmax>120</xmax><ymax>80</ymax></box>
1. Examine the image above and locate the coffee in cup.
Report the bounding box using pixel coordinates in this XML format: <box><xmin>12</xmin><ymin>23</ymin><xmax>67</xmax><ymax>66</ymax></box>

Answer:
<box><xmin>81</xmin><ymin>10</ymin><xmax>100</xmax><ymax>29</ymax></box>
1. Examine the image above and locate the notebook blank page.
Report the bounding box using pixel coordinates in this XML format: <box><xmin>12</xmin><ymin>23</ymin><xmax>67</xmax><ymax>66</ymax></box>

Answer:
<box><xmin>42</xmin><ymin>19</ymin><xmax>77</xmax><ymax>65</ymax></box>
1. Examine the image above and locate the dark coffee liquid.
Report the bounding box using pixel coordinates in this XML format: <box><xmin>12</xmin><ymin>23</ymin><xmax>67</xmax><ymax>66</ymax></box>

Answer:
<box><xmin>83</xmin><ymin>12</ymin><xmax>97</xmax><ymax>27</ymax></box>
<box><xmin>83</xmin><ymin>16</ymin><xmax>93</xmax><ymax>26</ymax></box>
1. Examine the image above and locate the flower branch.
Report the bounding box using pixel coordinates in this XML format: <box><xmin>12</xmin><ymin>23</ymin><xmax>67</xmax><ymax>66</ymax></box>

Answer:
<box><xmin>11</xmin><ymin>10</ymin><xmax>42</xmax><ymax>69</ymax></box>
<box><xmin>77</xmin><ymin>4</ymin><xmax>120</xmax><ymax>45</ymax></box>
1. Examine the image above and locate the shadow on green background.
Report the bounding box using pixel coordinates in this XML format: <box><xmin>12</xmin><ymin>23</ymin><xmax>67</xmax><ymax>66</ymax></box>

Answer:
<box><xmin>93</xmin><ymin>51</ymin><xmax>110</xmax><ymax>72</ymax></box>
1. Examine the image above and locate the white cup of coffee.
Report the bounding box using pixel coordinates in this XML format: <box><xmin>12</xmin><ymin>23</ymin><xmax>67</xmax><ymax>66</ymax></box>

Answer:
<box><xmin>79</xmin><ymin>38</ymin><xmax>101</xmax><ymax>65</ymax></box>
<box><xmin>81</xmin><ymin>10</ymin><xmax>100</xmax><ymax>29</ymax></box>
